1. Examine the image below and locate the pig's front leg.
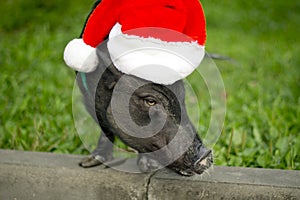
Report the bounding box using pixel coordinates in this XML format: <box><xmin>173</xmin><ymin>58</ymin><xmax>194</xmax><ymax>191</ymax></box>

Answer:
<box><xmin>79</xmin><ymin>131</ymin><xmax>114</xmax><ymax>168</ymax></box>
<box><xmin>137</xmin><ymin>154</ymin><xmax>162</xmax><ymax>173</ymax></box>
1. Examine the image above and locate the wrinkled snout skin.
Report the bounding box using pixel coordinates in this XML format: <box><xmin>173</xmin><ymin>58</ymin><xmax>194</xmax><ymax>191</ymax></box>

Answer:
<box><xmin>78</xmin><ymin>43</ymin><xmax>212</xmax><ymax>176</ymax></box>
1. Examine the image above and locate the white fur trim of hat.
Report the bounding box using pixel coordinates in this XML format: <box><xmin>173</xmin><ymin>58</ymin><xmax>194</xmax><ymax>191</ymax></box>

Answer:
<box><xmin>107</xmin><ymin>23</ymin><xmax>205</xmax><ymax>85</ymax></box>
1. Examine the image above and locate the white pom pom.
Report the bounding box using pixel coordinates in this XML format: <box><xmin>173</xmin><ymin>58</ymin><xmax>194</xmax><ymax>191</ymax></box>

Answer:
<box><xmin>63</xmin><ymin>38</ymin><xmax>98</xmax><ymax>72</ymax></box>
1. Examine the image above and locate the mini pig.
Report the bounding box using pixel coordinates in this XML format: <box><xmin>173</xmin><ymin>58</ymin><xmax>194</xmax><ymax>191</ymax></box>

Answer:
<box><xmin>76</xmin><ymin>41</ymin><xmax>212</xmax><ymax>176</ymax></box>
<box><xmin>64</xmin><ymin>0</ymin><xmax>212</xmax><ymax>176</ymax></box>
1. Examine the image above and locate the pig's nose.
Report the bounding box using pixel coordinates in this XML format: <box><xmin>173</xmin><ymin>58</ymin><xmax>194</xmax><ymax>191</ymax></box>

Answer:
<box><xmin>194</xmin><ymin>149</ymin><xmax>212</xmax><ymax>168</ymax></box>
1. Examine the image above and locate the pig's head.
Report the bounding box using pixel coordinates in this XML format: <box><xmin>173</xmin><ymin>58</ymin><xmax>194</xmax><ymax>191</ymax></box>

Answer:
<box><xmin>104</xmin><ymin>67</ymin><xmax>213</xmax><ymax>176</ymax></box>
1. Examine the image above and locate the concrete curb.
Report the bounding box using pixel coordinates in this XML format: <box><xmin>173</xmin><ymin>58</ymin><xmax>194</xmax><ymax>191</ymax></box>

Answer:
<box><xmin>0</xmin><ymin>150</ymin><xmax>299</xmax><ymax>200</ymax></box>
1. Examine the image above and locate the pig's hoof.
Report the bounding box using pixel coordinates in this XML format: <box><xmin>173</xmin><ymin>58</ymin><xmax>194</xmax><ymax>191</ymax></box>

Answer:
<box><xmin>138</xmin><ymin>155</ymin><xmax>161</xmax><ymax>173</ymax></box>
<box><xmin>79</xmin><ymin>155</ymin><xmax>106</xmax><ymax>168</ymax></box>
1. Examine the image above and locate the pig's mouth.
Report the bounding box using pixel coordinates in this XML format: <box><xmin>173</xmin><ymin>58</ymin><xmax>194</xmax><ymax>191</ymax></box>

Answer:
<box><xmin>170</xmin><ymin>149</ymin><xmax>213</xmax><ymax>176</ymax></box>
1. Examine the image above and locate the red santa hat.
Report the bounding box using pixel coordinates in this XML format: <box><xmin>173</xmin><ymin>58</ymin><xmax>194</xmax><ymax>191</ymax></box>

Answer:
<box><xmin>64</xmin><ymin>0</ymin><xmax>206</xmax><ymax>85</ymax></box>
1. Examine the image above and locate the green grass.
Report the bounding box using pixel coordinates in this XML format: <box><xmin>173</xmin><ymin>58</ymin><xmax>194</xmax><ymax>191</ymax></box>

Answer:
<box><xmin>201</xmin><ymin>0</ymin><xmax>300</xmax><ymax>169</ymax></box>
<box><xmin>0</xmin><ymin>0</ymin><xmax>299</xmax><ymax>170</ymax></box>
<box><xmin>0</xmin><ymin>0</ymin><xmax>94</xmax><ymax>154</ymax></box>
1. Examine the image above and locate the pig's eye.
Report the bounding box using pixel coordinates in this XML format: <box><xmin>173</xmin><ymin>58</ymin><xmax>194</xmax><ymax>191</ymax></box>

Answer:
<box><xmin>144</xmin><ymin>98</ymin><xmax>157</xmax><ymax>107</ymax></box>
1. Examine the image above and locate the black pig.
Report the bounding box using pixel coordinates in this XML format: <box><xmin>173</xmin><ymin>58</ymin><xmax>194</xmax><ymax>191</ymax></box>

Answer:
<box><xmin>76</xmin><ymin>40</ymin><xmax>212</xmax><ymax>176</ymax></box>
<box><xmin>74</xmin><ymin>0</ymin><xmax>212</xmax><ymax>176</ymax></box>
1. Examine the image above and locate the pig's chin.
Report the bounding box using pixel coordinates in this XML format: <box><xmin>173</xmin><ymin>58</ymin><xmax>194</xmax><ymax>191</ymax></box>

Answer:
<box><xmin>171</xmin><ymin>152</ymin><xmax>213</xmax><ymax>176</ymax></box>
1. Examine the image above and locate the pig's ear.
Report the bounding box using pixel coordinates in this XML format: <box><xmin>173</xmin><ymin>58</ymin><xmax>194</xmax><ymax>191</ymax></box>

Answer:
<box><xmin>63</xmin><ymin>38</ymin><xmax>99</xmax><ymax>72</ymax></box>
<box><xmin>94</xmin><ymin>40</ymin><xmax>123</xmax><ymax>78</ymax></box>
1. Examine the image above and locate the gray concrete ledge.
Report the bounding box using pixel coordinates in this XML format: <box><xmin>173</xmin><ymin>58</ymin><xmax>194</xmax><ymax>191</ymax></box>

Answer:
<box><xmin>0</xmin><ymin>150</ymin><xmax>299</xmax><ymax>200</ymax></box>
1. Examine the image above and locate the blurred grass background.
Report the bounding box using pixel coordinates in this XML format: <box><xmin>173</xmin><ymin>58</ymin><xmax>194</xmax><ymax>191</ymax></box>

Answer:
<box><xmin>0</xmin><ymin>0</ymin><xmax>299</xmax><ymax>170</ymax></box>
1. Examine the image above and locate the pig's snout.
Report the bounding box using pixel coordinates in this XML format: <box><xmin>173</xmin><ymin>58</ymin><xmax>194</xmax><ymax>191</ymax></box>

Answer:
<box><xmin>175</xmin><ymin>146</ymin><xmax>213</xmax><ymax>176</ymax></box>
<box><xmin>193</xmin><ymin>148</ymin><xmax>213</xmax><ymax>174</ymax></box>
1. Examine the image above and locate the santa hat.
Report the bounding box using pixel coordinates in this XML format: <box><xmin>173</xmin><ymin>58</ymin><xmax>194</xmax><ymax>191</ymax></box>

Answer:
<box><xmin>64</xmin><ymin>0</ymin><xmax>206</xmax><ymax>85</ymax></box>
